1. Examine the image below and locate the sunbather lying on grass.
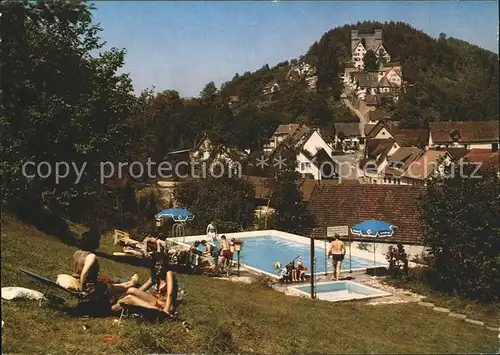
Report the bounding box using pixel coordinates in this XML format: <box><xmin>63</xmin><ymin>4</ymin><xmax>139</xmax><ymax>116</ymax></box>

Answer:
<box><xmin>112</xmin><ymin>252</ymin><xmax>180</xmax><ymax>316</ymax></box>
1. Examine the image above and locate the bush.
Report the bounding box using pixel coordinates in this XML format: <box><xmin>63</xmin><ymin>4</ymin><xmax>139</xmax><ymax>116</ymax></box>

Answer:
<box><xmin>386</xmin><ymin>243</ymin><xmax>409</xmax><ymax>279</ymax></box>
<box><xmin>420</xmin><ymin>163</ymin><xmax>500</xmax><ymax>302</ymax></box>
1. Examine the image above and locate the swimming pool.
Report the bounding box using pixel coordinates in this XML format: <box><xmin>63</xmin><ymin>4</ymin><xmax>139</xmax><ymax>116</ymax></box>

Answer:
<box><xmin>294</xmin><ymin>281</ymin><xmax>391</xmax><ymax>302</ymax></box>
<box><xmin>239</xmin><ymin>235</ymin><xmax>385</xmax><ymax>277</ymax></box>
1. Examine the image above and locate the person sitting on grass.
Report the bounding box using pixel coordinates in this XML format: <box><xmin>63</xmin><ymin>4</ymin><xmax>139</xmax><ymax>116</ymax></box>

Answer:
<box><xmin>64</xmin><ymin>237</ymin><xmax>139</xmax><ymax>314</ymax></box>
<box><xmin>112</xmin><ymin>252</ymin><xmax>179</xmax><ymax>316</ymax></box>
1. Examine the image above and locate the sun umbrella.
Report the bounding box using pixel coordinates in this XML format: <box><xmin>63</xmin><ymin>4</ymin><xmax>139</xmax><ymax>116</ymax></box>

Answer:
<box><xmin>351</xmin><ymin>220</ymin><xmax>396</xmax><ymax>271</ymax></box>
<box><xmin>154</xmin><ymin>208</ymin><xmax>194</xmax><ymax>223</ymax></box>
<box><xmin>351</xmin><ymin>220</ymin><xmax>395</xmax><ymax>237</ymax></box>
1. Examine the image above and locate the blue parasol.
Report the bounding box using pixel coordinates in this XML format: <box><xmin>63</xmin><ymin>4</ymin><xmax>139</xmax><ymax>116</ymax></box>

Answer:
<box><xmin>351</xmin><ymin>220</ymin><xmax>396</xmax><ymax>237</ymax></box>
<box><xmin>351</xmin><ymin>220</ymin><xmax>396</xmax><ymax>272</ymax></box>
<box><xmin>155</xmin><ymin>208</ymin><xmax>194</xmax><ymax>223</ymax></box>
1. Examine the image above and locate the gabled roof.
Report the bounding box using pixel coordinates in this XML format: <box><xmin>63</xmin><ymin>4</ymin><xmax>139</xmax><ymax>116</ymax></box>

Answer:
<box><xmin>268</xmin><ymin>125</ymin><xmax>313</xmax><ymax>157</ymax></box>
<box><xmin>364</xmin><ymin>123</ymin><xmax>377</xmax><ymax>136</ymax></box>
<box><xmin>366</xmin><ymin>138</ymin><xmax>397</xmax><ymax>159</ymax></box>
<box><xmin>432</xmin><ymin>147</ymin><xmax>469</xmax><ymax>159</ymax></box>
<box><xmin>353</xmin><ymin>72</ymin><xmax>378</xmax><ymax>87</ymax></box>
<box><xmin>307</xmin><ymin>184</ymin><xmax>426</xmax><ymax>244</ymax></box>
<box><xmin>365</xmin><ymin>119</ymin><xmax>399</xmax><ymax>139</ymax></box>
<box><xmin>366</xmin><ymin>110</ymin><xmax>391</xmax><ymax>122</ymax></box>
<box><xmin>334</xmin><ymin>123</ymin><xmax>361</xmax><ymax>137</ymax></box>
<box><xmin>403</xmin><ymin>150</ymin><xmax>449</xmax><ymax>180</ymax></box>
<box><xmin>273</xmin><ymin>123</ymin><xmax>302</xmax><ymax>136</ymax></box>
<box><xmin>394</xmin><ymin>129</ymin><xmax>429</xmax><ymax>148</ymax></box>
<box><xmin>463</xmin><ymin>149</ymin><xmax>500</xmax><ymax>171</ymax></box>
<box><xmin>378</xmin><ymin>76</ymin><xmax>393</xmax><ymax>88</ymax></box>
<box><xmin>429</xmin><ymin>121</ymin><xmax>500</xmax><ymax>143</ymax></box>
<box><xmin>384</xmin><ymin>147</ymin><xmax>423</xmax><ymax>177</ymax></box>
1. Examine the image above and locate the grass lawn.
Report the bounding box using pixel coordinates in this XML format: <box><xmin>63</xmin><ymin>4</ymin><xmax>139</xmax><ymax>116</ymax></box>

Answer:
<box><xmin>1</xmin><ymin>215</ymin><xmax>498</xmax><ymax>354</ymax></box>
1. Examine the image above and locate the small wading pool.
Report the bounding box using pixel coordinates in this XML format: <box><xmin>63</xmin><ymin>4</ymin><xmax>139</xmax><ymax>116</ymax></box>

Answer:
<box><xmin>239</xmin><ymin>235</ymin><xmax>386</xmax><ymax>277</ymax></box>
<box><xmin>294</xmin><ymin>281</ymin><xmax>392</xmax><ymax>302</ymax></box>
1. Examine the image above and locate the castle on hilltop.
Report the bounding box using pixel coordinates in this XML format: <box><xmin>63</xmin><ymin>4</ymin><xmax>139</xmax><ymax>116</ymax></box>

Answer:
<box><xmin>351</xmin><ymin>29</ymin><xmax>391</xmax><ymax>70</ymax></box>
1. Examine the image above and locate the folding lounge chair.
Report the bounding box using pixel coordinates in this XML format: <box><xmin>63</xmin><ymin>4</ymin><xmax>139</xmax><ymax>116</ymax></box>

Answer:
<box><xmin>19</xmin><ymin>269</ymin><xmax>85</xmax><ymax>307</ymax></box>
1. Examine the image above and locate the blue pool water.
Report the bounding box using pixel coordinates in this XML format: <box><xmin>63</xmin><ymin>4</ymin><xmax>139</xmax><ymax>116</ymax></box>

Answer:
<box><xmin>295</xmin><ymin>281</ymin><xmax>381</xmax><ymax>296</ymax></box>
<box><xmin>239</xmin><ymin>235</ymin><xmax>382</xmax><ymax>276</ymax></box>
<box><xmin>293</xmin><ymin>281</ymin><xmax>390</xmax><ymax>301</ymax></box>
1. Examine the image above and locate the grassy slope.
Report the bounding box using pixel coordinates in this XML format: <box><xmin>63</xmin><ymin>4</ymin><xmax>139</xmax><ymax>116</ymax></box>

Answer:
<box><xmin>1</xmin><ymin>215</ymin><xmax>498</xmax><ymax>354</ymax></box>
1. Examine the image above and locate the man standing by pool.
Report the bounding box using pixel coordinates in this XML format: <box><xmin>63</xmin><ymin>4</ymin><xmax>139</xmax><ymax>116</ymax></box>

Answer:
<box><xmin>328</xmin><ymin>234</ymin><xmax>346</xmax><ymax>281</ymax></box>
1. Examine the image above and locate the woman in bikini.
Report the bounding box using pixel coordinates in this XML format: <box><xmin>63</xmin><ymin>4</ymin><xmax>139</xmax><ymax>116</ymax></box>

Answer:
<box><xmin>112</xmin><ymin>252</ymin><xmax>179</xmax><ymax>315</ymax></box>
<box><xmin>328</xmin><ymin>234</ymin><xmax>346</xmax><ymax>281</ymax></box>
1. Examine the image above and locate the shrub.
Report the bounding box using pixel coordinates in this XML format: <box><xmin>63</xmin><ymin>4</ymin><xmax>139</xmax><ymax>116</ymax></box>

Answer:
<box><xmin>386</xmin><ymin>243</ymin><xmax>409</xmax><ymax>279</ymax></box>
<box><xmin>420</xmin><ymin>162</ymin><xmax>500</xmax><ymax>302</ymax></box>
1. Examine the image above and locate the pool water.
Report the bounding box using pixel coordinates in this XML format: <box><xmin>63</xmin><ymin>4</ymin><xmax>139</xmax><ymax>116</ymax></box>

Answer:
<box><xmin>294</xmin><ymin>281</ymin><xmax>391</xmax><ymax>301</ymax></box>
<box><xmin>239</xmin><ymin>235</ymin><xmax>382</xmax><ymax>276</ymax></box>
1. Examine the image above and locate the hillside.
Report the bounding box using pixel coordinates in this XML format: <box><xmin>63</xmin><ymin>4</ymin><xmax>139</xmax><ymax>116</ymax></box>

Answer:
<box><xmin>1</xmin><ymin>215</ymin><xmax>498</xmax><ymax>353</ymax></box>
<box><xmin>217</xmin><ymin>21</ymin><xmax>499</xmax><ymax>128</ymax></box>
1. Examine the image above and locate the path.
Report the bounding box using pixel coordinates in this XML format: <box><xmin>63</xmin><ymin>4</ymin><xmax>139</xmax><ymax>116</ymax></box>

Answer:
<box><xmin>343</xmin><ymin>98</ymin><xmax>367</xmax><ymax>138</ymax></box>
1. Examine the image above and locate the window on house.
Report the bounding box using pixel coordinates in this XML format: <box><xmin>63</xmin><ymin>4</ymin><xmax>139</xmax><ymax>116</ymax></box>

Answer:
<box><xmin>300</xmin><ymin>162</ymin><xmax>311</xmax><ymax>170</ymax></box>
<box><xmin>492</xmin><ymin>143</ymin><xmax>499</xmax><ymax>152</ymax></box>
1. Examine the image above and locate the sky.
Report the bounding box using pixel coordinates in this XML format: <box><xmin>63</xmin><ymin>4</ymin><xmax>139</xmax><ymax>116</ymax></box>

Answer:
<box><xmin>91</xmin><ymin>1</ymin><xmax>499</xmax><ymax>97</ymax></box>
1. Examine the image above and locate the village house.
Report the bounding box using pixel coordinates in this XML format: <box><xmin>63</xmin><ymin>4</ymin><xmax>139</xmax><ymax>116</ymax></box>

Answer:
<box><xmin>428</xmin><ymin>121</ymin><xmax>499</xmax><ymax>150</ymax></box>
<box><xmin>401</xmin><ymin>150</ymin><xmax>453</xmax><ymax>186</ymax></box>
<box><xmin>307</xmin><ymin>184</ymin><xmax>426</xmax><ymax>257</ymax></box>
<box><xmin>364</xmin><ymin>119</ymin><xmax>428</xmax><ymax>148</ymax></box>
<box><xmin>266</xmin><ymin>125</ymin><xmax>338</xmax><ymax>180</ymax></box>
<box><xmin>350</xmin><ymin>29</ymin><xmax>391</xmax><ymax>70</ymax></box>
<box><xmin>333</xmin><ymin>122</ymin><xmax>362</xmax><ymax>152</ymax></box>
<box><xmin>263</xmin><ymin>124</ymin><xmax>305</xmax><ymax>153</ymax></box>
<box><xmin>359</xmin><ymin>138</ymin><xmax>400</xmax><ymax>184</ymax></box>
<box><xmin>165</xmin><ymin>135</ymin><xmax>248</xmax><ymax>178</ymax></box>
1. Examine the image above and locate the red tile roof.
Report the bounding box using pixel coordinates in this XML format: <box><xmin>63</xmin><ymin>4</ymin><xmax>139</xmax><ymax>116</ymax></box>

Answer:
<box><xmin>463</xmin><ymin>149</ymin><xmax>500</xmax><ymax>171</ymax></box>
<box><xmin>429</xmin><ymin>121</ymin><xmax>499</xmax><ymax>143</ymax></box>
<box><xmin>307</xmin><ymin>185</ymin><xmax>426</xmax><ymax>245</ymax></box>
<box><xmin>394</xmin><ymin>129</ymin><xmax>429</xmax><ymax>148</ymax></box>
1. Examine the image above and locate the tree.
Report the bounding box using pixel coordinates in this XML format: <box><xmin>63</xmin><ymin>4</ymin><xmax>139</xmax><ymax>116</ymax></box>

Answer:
<box><xmin>200</xmin><ymin>81</ymin><xmax>218</xmax><ymax>102</ymax></box>
<box><xmin>363</xmin><ymin>50</ymin><xmax>379</xmax><ymax>72</ymax></box>
<box><xmin>420</xmin><ymin>160</ymin><xmax>500</xmax><ymax>302</ymax></box>
<box><xmin>265</xmin><ymin>146</ymin><xmax>314</xmax><ymax>234</ymax></box>
<box><xmin>1</xmin><ymin>0</ymin><xmax>144</xmax><ymax>227</ymax></box>
<box><xmin>174</xmin><ymin>177</ymin><xmax>255</xmax><ymax>233</ymax></box>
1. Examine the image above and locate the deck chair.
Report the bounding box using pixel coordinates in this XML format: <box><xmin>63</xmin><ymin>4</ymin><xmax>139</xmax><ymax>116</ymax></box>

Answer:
<box><xmin>19</xmin><ymin>269</ymin><xmax>85</xmax><ymax>307</ymax></box>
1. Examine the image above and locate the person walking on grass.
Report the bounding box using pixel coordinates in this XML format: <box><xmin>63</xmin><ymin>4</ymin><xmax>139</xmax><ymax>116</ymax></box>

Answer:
<box><xmin>328</xmin><ymin>234</ymin><xmax>346</xmax><ymax>281</ymax></box>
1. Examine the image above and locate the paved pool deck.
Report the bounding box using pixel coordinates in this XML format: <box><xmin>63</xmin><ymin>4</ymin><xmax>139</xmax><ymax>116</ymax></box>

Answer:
<box><xmin>224</xmin><ymin>267</ymin><xmax>426</xmax><ymax>305</ymax></box>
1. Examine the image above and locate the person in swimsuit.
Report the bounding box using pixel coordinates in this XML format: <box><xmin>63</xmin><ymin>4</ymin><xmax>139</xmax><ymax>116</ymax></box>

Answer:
<box><xmin>71</xmin><ymin>249</ymin><xmax>138</xmax><ymax>306</ymax></box>
<box><xmin>219</xmin><ymin>235</ymin><xmax>233</xmax><ymax>267</ymax></box>
<box><xmin>328</xmin><ymin>234</ymin><xmax>346</xmax><ymax>281</ymax></box>
<box><xmin>112</xmin><ymin>252</ymin><xmax>179</xmax><ymax>315</ymax></box>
